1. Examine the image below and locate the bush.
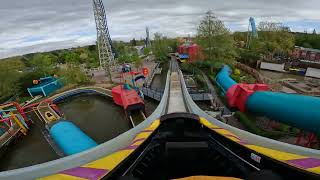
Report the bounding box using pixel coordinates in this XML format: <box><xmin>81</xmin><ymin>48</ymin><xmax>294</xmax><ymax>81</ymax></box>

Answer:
<box><xmin>229</xmin><ymin>65</ymin><xmax>256</xmax><ymax>84</ymax></box>
<box><xmin>180</xmin><ymin>63</ymin><xmax>194</xmax><ymax>74</ymax></box>
<box><xmin>236</xmin><ymin>49</ymin><xmax>260</xmax><ymax>68</ymax></box>
<box><xmin>235</xmin><ymin>111</ymin><xmax>264</xmax><ymax>134</ymax></box>
<box><xmin>58</xmin><ymin>66</ymin><xmax>90</xmax><ymax>85</ymax></box>
<box><xmin>230</xmin><ymin>74</ymin><xmax>241</xmax><ymax>83</ymax></box>
<box><xmin>18</xmin><ymin>71</ymin><xmax>44</xmax><ymax>96</ymax></box>
<box><xmin>194</xmin><ymin>74</ymin><xmax>208</xmax><ymax>91</ymax></box>
<box><xmin>235</xmin><ymin>111</ymin><xmax>289</xmax><ymax>139</ymax></box>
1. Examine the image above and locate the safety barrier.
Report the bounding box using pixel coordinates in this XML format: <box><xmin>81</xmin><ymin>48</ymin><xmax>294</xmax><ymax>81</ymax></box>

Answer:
<box><xmin>50</xmin><ymin>86</ymin><xmax>112</xmax><ymax>103</ymax></box>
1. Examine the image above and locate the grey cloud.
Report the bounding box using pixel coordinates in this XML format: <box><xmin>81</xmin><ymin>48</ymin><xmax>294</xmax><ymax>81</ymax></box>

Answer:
<box><xmin>1</xmin><ymin>0</ymin><xmax>320</xmax><ymax>58</ymax></box>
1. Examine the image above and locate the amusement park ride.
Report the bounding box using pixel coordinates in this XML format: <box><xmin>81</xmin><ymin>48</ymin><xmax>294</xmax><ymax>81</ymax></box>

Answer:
<box><xmin>246</xmin><ymin>17</ymin><xmax>258</xmax><ymax>48</ymax></box>
<box><xmin>145</xmin><ymin>26</ymin><xmax>151</xmax><ymax>47</ymax></box>
<box><xmin>112</xmin><ymin>65</ymin><xmax>149</xmax><ymax>127</ymax></box>
<box><xmin>0</xmin><ymin>102</ymin><xmax>29</xmax><ymax>149</ymax></box>
<box><xmin>1</xmin><ymin>1</ymin><xmax>320</xmax><ymax>180</ymax></box>
<box><xmin>92</xmin><ymin>0</ymin><xmax>116</xmax><ymax>82</ymax></box>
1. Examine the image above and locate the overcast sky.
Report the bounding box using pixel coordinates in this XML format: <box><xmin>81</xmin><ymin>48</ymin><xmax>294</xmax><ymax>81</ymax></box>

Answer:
<box><xmin>1</xmin><ymin>0</ymin><xmax>320</xmax><ymax>59</ymax></box>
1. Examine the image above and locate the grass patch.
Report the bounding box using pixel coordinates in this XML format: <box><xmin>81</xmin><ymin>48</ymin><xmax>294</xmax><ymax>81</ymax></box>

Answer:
<box><xmin>235</xmin><ymin>111</ymin><xmax>264</xmax><ymax>135</ymax></box>
<box><xmin>235</xmin><ymin>111</ymin><xmax>291</xmax><ymax>139</ymax></box>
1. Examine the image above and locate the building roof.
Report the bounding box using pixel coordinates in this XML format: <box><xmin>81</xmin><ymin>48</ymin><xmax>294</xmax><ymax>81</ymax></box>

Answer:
<box><xmin>179</xmin><ymin>54</ymin><xmax>189</xmax><ymax>59</ymax></box>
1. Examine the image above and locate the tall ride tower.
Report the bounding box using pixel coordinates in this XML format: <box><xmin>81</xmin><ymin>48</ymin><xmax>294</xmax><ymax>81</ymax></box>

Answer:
<box><xmin>92</xmin><ymin>0</ymin><xmax>115</xmax><ymax>82</ymax></box>
<box><xmin>145</xmin><ymin>27</ymin><xmax>151</xmax><ymax>47</ymax></box>
<box><xmin>246</xmin><ymin>17</ymin><xmax>258</xmax><ymax>49</ymax></box>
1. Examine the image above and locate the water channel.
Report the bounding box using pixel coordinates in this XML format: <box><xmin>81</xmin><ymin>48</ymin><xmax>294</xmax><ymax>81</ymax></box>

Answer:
<box><xmin>0</xmin><ymin>63</ymin><xmax>169</xmax><ymax>171</ymax></box>
<box><xmin>150</xmin><ymin>63</ymin><xmax>169</xmax><ymax>90</ymax></box>
<box><xmin>0</xmin><ymin>96</ymin><xmax>160</xmax><ymax>171</ymax></box>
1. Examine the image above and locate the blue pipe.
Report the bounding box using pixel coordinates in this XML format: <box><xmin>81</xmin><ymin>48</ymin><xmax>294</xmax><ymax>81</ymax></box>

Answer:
<box><xmin>215</xmin><ymin>66</ymin><xmax>237</xmax><ymax>93</ymax></box>
<box><xmin>49</xmin><ymin>120</ymin><xmax>98</xmax><ymax>155</ymax></box>
<box><xmin>216</xmin><ymin>65</ymin><xmax>320</xmax><ymax>135</ymax></box>
<box><xmin>247</xmin><ymin>92</ymin><xmax>320</xmax><ymax>135</ymax></box>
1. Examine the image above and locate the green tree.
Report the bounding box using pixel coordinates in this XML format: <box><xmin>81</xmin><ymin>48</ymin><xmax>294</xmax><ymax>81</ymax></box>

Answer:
<box><xmin>0</xmin><ymin>59</ymin><xmax>25</xmax><ymax>100</ymax></box>
<box><xmin>151</xmin><ymin>33</ymin><xmax>170</xmax><ymax>62</ymax></box>
<box><xmin>65</xmin><ymin>52</ymin><xmax>81</xmax><ymax>66</ymax></box>
<box><xmin>58</xmin><ymin>66</ymin><xmax>89</xmax><ymax>85</ymax></box>
<box><xmin>302</xmin><ymin>42</ymin><xmax>313</xmax><ymax>48</ymax></box>
<box><xmin>251</xmin><ymin>21</ymin><xmax>295</xmax><ymax>59</ymax></box>
<box><xmin>115</xmin><ymin>43</ymin><xmax>140</xmax><ymax>65</ymax></box>
<box><xmin>114</xmin><ymin>41</ymin><xmax>127</xmax><ymax>55</ymax></box>
<box><xmin>295</xmin><ymin>33</ymin><xmax>320</xmax><ymax>49</ymax></box>
<box><xmin>313</xmin><ymin>29</ymin><xmax>317</xmax><ymax>35</ymax></box>
<box><xmin>29</xmin><ymin>53</ymin><xmax>57</xmax><ymax>75</ymax></box>
<box><xmin>236</xmin><ymin>49</ymin><xmax>260</xmax><ymax>67</ymax></box>
<box><xmin>233</xmin><ymin>32</ymin><xmax>247</xmax><ymax>42</ymax></box>
<box><xmin>196</xmin><ymin>11</ymin><xmax>237</xmax><ymax>71</ymax></box>
<box><xmin>167</xmin><ymin>38</ymin><xmax>179</xmax><ymax>52</ymax></box>
<box><xmin>88</xmin><ymin>45</ymin><xmax>96</xmax><ymax>51</ymax></box>
<box><xmin>80</xmin><ymin>52</ymin><xmax>89</xmax><ymax>64</ymax></box>
<box><xmin>130</xmin><ymin>38</ymin><xmax>137</xmax><ymax>46</ymax></box>
<box><xmin>117</xmin><ymin>54</ymin><xmax>132</xmax><ymax>64</ymax></box>
<box><xmin>143</xmin><ymin>47</ymin><xmax>151</xmax><ymax>56</ymax></box>
<box><xmin>132</xmin><ymin>54</ymin><xmax>143</xmax><ymax>70</ymax></box>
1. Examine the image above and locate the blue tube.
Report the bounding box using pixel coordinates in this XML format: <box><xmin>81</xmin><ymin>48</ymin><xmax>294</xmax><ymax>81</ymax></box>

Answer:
<box><xmin>215</xmin><ymin>66</ymin><xmax>237</xmax><ymax>93</ymax></box>
<box><xmin>50</xmin><ymin>120</ymin><xmax>98</xmax><ymax>155</ymax></box>
<box><xmin>247</xmin><ymin>92</ymin><xmax>320</xmax><ymax>135</ymax></box>
<box><xmin>215</xmin><ymin>65</ymin><xmax>320</xmax><ymax>135</ymax></box>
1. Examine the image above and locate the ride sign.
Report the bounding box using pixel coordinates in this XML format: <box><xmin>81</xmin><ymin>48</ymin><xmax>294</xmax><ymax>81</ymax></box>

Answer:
<box><xmin>142</xmin><ymin>67</ymin><xmax>149</xmax><ymax>76</ymax></box>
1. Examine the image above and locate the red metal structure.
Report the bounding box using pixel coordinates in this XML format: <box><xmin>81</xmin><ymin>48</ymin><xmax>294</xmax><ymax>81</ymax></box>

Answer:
<box><xmin>177</xmin><ymin>42</ymin><xmax>203</xmax><ymax>62</ymax></box>
<box><xmin>226</xmin><ymin>84</ymin><xmax>269</xmax><ymax>112</ymax></box>
<box><xmin>0</xmin><ymin>102</ymin><xmax>30</xmax><ymax>139</ymax></box>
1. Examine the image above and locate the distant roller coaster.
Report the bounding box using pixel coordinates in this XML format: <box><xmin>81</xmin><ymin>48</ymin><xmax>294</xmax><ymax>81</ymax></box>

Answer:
<box><xmin>246</xmin><ymin>17</ymin><xmax>258</xmax><ymax>48</ymax></box>
<box><xmin>92</xmin><ymin>0</ymin><xmax>116</xmax><ymax>81</ymax></box>
<box><xmin>145</xmin><ymin>26</ymin><xmax>151</xmax><ymax>47</ymax></box>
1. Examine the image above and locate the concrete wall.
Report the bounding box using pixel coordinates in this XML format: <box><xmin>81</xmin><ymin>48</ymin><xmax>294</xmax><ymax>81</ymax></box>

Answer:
<box><xmin>306</xmin><ymin>67</ymin><xmax>320</xmax><ymax>79</ymax></box>
<box><xmin>260</xmin><ymin>62</ymin><xmax>285</xmax><ymax>72</ymax></box>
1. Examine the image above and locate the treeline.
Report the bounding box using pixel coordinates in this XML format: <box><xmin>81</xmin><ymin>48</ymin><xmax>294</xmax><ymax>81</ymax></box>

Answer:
<box><xmin>0</xmin><ymin>45</ymin><xmax>100</xmax><ymax>102</ymax></box>
<box><xmin>151</xmin><ymin>33</ymin><xmax>178</xmax><ymax>62</ymax></box>
<box><xmin>234</xmin><ymin>31</ymin><xmax>320</xmax><ymax>50</ymax></box>
<box><xmin>234</xmin><ymin>31</ymin><xmax>320</xmax><ymax>66</ymax></box>
<box><xmin>233</xmin><ymin>22</ymin><xmax>298</xmax><ymax>67</ymax></box>
<box><xmin>294</xmin><ymin>33</ymin><xmax>320</xmax><ymax>50</ymax></box>
<box><xmin>0</xmin><ymin>36</ymin><xmax>178</xmax><ymax>102</ymax></box>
